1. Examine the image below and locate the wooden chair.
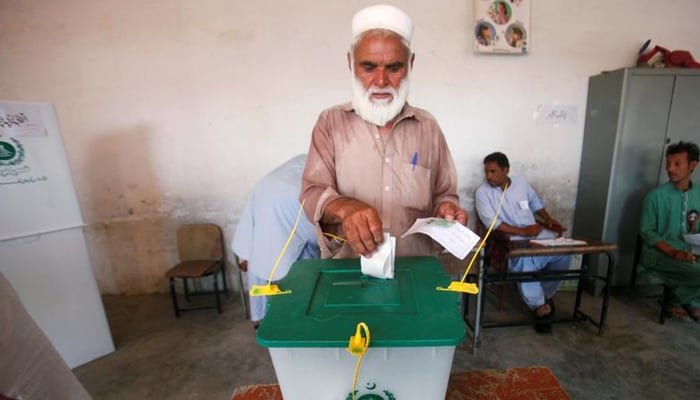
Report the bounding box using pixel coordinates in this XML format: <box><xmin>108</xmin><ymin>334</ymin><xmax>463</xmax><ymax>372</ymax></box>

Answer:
<box><xmin>165</xmin><ymin>223</ymin><xmax>229</xmax><ymax>317</ymax></box>
<box><xmin>438</xmin><ymin>249</ymin><xmax>484</xmax><ymax>323</ymax></box>
<box><xmin>475</xmin><ymin>219</ymin><xmax>510</xmax><ymax>310</ymax></box>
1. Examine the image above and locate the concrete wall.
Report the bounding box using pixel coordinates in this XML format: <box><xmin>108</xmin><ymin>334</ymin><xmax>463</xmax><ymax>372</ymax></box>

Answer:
<box><xmin>1</xmin><ymin>0</ymin><xmax>699</xmax><ymax>294</ymax></box>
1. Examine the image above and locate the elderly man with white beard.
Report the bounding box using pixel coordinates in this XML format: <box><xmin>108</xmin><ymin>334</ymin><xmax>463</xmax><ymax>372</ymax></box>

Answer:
<box><xmin>301</xmin><ymin>4</ymin><xmax>467</xmax><ymax>259</ymax></box>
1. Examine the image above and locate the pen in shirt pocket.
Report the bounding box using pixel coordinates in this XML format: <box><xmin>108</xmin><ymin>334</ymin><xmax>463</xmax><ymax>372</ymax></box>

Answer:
<box><xmin>411</xmin><ymin>151</ymin><xmax>418</xmax><ymax>171</ymax></box>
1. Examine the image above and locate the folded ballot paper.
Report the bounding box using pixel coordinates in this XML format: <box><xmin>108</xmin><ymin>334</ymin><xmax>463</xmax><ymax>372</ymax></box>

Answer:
<box><xmin>361</xmin><ymin>232</ymin><xmax>396</xmax><ymax>279</ymax></box>
<box><xmin>401</xmin><ymin>217</ymin><xmax>480</xmax><ymax>260</ymax></box>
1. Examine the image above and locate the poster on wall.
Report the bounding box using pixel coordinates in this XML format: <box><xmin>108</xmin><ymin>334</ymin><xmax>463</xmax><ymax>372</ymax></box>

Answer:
<box><xmin>474</xmin><ymin>0</ymin><xmax>530</xmax><ymax>55</ymax></box>
<box><xmin>1</xmin><ymin>101</ymin><xmax>84</xmax><ymax>241</ymax></box>
<box><xmin>0</xmin><ymin>103</ymin><xmax>48</xmax><ymax>186</ymax></box>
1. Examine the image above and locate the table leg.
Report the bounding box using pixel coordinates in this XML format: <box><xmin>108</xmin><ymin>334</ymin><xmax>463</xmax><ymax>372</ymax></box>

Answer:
<box><xmin>598</xmin><ymin>251</ymin><xmax>615</xmax><ymax>336</ymax></box>
<box><xmin>472</xmin><ymin>263</ymin><xmax>485</xmax><ymax>355</ymax></box>
<box><xmin>574</xmin><ymin>255</ymin><xmax>585</xmax><ymax>317</ymax></box>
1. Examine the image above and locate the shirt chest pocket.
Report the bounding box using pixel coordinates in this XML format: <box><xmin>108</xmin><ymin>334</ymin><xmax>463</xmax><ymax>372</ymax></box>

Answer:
<box><xmin>396</xmin><ymin>161</ymin><xmax>431</xmax><ymax>211</ymax></box>
<box><xmin>514</xmin><ymin>199</ymin><xmax>533</xmax><ymax>224</ymax></box>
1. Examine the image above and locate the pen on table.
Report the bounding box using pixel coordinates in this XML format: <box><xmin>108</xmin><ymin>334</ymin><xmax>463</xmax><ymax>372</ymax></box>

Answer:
<box><xmin>411</xmin><ymin>151</ymin><xmax>418</xmax><ymax>171</ymax></box>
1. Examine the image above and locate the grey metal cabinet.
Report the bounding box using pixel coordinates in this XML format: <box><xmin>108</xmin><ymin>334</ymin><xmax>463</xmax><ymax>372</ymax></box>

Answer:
<box><xmin>573</xmin><ymin>68</ymin><xmax>700</xmax><ymax>291</ymax></box>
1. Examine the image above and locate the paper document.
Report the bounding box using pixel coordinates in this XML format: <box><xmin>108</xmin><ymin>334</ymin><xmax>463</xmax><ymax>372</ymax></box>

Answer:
<box><xmin>530</xmin><ymin>237</ymin><xmax>587</xmax><ymax>246</ymax></box>
<box><xmin>401</xmin><ymin>217</ymin><xmax>480</xmax><ymax>260</ymax></box>
<box><xmin>683</xmin><ymin>234</ymin><xmax>700</xmax><ymax>254</ymax></box>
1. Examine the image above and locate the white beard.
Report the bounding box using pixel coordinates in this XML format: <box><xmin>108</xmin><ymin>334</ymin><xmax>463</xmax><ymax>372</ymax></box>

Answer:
<box><xmin>351</xmin><ymin>73</ymin><xmax>410</xmax><ymax>127</ymax></box>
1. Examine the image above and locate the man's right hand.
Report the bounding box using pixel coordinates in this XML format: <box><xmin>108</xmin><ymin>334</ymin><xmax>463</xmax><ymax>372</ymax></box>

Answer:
<box><xmin>324</xmin><ymin>197</ymin><xmax>384</xmax><ymax>257</ymax></box>
<box><xmin>672</xmin><ymin>249</ymin><xmax>696</xmax><ymax>263</ymax></box>
<box><xmin>520</xmin><ymin>224</ymin><xmax>543</xmax><ymax>237</ymax></box>
<box><xmin>656</xmin><ymin>241</ymin><xmax>696</xmax><ymax>263</ymax></box>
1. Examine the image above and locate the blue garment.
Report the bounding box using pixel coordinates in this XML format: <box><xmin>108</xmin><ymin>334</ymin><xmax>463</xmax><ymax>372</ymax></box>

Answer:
<box><xmin>232</xmin><ymin>155</ymin><xmax>320</xmax><ymax>321</ymax></box>
<box><xmin>508</xmin><ymin>255</ymin><xmax>572</xmax><ymax>309</ymax></box>
<box><xmin>475</xmin><ymin>175</ymin><xmax>550</xmax><ymax>240</ymax></box>
<box><xmin>475</xmin><ymin>175</ymin><xmax>570</xmax><ymax>309</ymax></box>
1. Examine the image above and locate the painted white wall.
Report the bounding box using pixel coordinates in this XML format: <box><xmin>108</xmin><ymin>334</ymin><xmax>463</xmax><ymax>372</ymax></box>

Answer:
<box><xmin>1</xmin><ymin>0</ymin><xmax>699</xmax><ymax>294</ymax></box>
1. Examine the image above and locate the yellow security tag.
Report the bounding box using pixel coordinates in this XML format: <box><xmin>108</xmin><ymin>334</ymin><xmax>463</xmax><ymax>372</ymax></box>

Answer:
<box><xmin>436</xmin><ymin>281</ymin><xmax>480</xmax><ymax>294</ymax></box>
<box><xmin>347</xmin><ymin>322</ymin><xmax>370</xmax><ymax>356</ymax></box>
<box><xmin>347</xmin><ymin>322</ymin><xmax>371</xmax><ymax>400</ymax></box>
<box><xmin>436</xmin><ymin>183</ymin><xmax>508</xmax><ymax>297</ymax></box>
<box><xmin>249</xmin><ymin>284</ymin><xmax>291</xmax><ymax>297</ymax></box>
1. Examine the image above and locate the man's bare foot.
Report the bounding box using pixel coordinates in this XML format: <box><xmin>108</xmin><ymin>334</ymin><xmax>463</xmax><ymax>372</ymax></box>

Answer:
<box><xmin>534</xmin><ymin>303</ymin><xmax>553</xmax><ymax>334</ymax></box>
<box><xmin>687</xmin><ymin>307</ymin><xmax>700</xmax><ymax>322</ymax></box>
<box><xmin>666</xmin><ymin>306</ymin><xmax>690</xmax><ymax>322</ymax></box>
<box><xmin>535</xmin><ymin>303</ymin><xmax>551</xmax><ymax>318</ymax></box>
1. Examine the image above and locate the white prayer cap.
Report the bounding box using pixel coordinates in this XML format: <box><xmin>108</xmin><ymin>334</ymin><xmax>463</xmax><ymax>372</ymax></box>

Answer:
<box><xmin>352</xmin><ymin>4</ymin><xmax>414</xmax><ymax>45</ymax></box>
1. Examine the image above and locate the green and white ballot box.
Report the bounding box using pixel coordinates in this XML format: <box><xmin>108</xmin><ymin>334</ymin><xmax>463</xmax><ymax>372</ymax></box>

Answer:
<box><xmin>257</xmin><ymin>256</ymin><xmax>466</xmax><ymax>400</ymax></box>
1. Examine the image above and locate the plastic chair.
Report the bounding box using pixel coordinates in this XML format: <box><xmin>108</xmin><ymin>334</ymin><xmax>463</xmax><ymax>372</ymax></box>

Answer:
<box><xmin>165</xmin><ymin>223</ymin><xmax>229</xmax><ymax>317</ymax></box>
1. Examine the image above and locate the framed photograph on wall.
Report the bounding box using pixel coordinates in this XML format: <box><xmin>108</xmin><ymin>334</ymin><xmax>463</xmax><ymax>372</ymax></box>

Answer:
<box><xmin>474</xmin><ymin>0</ymin><xmax>530</xmax><ymax>54</ymax></box>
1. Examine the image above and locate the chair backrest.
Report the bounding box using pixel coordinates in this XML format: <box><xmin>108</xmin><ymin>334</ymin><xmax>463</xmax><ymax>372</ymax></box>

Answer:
<box><xmin>475</xmin><ymin>217</ymin><xmax>508</xmax><ymax>271</ymax></box>
<box><xmin>630</xmin><ymin>235</ymin><xmax>642</xmax><ymax>287</ymax></box>
<box><xmin>630</xmin><ymin>234</ymin><xmax>663</xmax><ymax>288</ymax></box>
<box><xmin>176</xmin><ymin>223</ymin><xmax>224</xmax><ymax>261</ymax></box>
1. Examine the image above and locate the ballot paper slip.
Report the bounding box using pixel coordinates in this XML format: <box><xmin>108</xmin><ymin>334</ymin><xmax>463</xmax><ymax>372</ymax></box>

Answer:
<box><xmin>360</xmin><ymin>232</ymin><xmax>396</xmax><ymax>279</ymax></box>
<box><xmin>401</xmin><ymin>217</ymin><xmax>480</xmax><ymax>260</ymax></box>
<box><xmin>530</xmin><ymin>237</ymin><xmax>587</xmax><ymax>246</ymax></box>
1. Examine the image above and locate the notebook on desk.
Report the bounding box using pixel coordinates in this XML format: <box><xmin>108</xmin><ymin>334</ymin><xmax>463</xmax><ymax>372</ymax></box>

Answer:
<box><xmin>529</xmin><ymin>237</ymin><xmax>588</xmax><ymax>246</ymax></box>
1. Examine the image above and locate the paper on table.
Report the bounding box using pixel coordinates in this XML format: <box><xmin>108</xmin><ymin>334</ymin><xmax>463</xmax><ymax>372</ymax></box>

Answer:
<box><xmin>401</xmin><ymin>217</ymin><xmax>480</xmax><ymax>260</ymax></box>
<box><xmin>361</xmin><ymin>232</ymin><xmax>395</xmax><ymax>279</ymax></box>
<box><xmin>530</xmin><ymin>237</ymin><xmax>587</xmax><ymax>246</ymax></box>
<box><xmin>510</xmin><ymin>228</ymin><xmax>558</xmax><ymax>241</ymax></box>
<box><xmin>683</xmin><ymin>234</ymin><xmax>700</xmax><ymax>254</ymax></box>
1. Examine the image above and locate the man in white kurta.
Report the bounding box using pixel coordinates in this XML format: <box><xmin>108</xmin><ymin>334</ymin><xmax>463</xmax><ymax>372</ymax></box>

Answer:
<box><xmin>232</xmin><ymin>155</ymin><xmax>319</xmax><ymax>322</ymax></box>
<box><xmin>475</xmin><ymin>152</ymin><xmax>570</xmax><ymax>333</ymax></box>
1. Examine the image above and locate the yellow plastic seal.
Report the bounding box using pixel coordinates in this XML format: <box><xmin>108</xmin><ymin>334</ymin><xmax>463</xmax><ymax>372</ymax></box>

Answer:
<box><xmin>436</xmin><ymin>183</ymin><xmax>509</xmax><ymax>296</ymax></box>
<box><xmin>347</xmin><ymin>322</ymin><xmax>370</xmax><ymax>356</ymax></box>
<box><xmin>249</xmin><ymin>200</ymin><xmax>308</xmax><ymax>298</ymax></box>
<box><xmin>436</xmin><ymin>281</ymin><xmax>479</xmax><ymax>294</ymax></box>
<box><xmin>347</xmin><ymin>322</ymin><xmax>370</xmax><ymax>400</ymax></box>
<box><xmin>249</xmin><ymin>284</ymin><xmax>291</xmax><ymax>297</ymax></box>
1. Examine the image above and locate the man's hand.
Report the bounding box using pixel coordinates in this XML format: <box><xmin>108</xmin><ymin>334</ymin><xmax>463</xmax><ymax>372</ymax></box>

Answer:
<box><xmin>436</xmin><ymin>201</ymin><xmax>468</xmax><ymax>225</ymax></box>
<box><xmin>324</xmin><ymin>197</ymin><xmax>384</xmax><ymax>257</ymax></box>
<box><xmin>655</xmin><ymin>241</ymin><xmax>695</xmax><ymax>263</ymax></box>
<box><xmin>520</xmin><ymin>224</ymin><xmax>543</xmax><ymax>237</ymax></box>
<box><xmin>239</xmin><ymin>260</ymin><xmax>248</xmax><ymax>272</ymax></box>
<box><xmin>535</xmin><ymin>209</ymin><xmax>567</xmax><ymax>237</ymax></box>
<box><xmin>541</xmin><ymin>218</ymin><xmax>567</xmax><ymax>236</ymax></box>
<box><xmin>672</xmin><ymin>249</ymin><xmax>697</xmax><ymax>263</ymax></box>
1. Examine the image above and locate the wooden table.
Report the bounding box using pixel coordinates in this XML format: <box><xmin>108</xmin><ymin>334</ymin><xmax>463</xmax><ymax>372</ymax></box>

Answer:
<box><xmin>462</xmin><ymin>238</ymin><xmax>617</xmax><ymax>352</ymax></box>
